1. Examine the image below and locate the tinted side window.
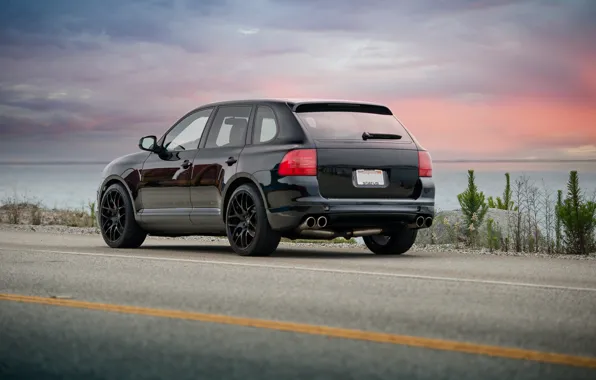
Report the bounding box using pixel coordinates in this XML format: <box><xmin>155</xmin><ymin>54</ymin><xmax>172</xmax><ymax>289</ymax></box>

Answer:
<box><xmin>253</xmin><ymin>106</ymin><xmax>278</xmax><ymax>144</ymax></box>
<box><xmin>204</xmin><ymin>106</ymin><xmax>252</xmax><ymax>148</ymax></box>
<box><xmin>163</xmin><ymin>108</ymin><xmax>213</xmax><ymax>151</ymax></box>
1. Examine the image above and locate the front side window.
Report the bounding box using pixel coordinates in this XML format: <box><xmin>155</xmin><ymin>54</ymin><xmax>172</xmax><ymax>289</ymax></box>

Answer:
<box><xmin>204</xmin><ymin>106</ymin><xmax>252</xmax><ymax>148</ymax></box>
<box><xmin>163</xmin><ymin>108</ymin><xmax>213</xmax><ymax>151</ymax></box>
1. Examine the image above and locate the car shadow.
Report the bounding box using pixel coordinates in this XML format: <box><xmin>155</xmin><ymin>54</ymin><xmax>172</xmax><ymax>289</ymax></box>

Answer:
<box><xmin>137</xmin><ymin>244</ymin><xmax>422</xmax><ymax>259</ymax></box>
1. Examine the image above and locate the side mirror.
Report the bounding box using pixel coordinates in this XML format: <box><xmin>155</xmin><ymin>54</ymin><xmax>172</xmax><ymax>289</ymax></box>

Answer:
<box><xmin>139</xmin><ymin>135</ymin><xmax>158</xmax><ymax>152</ymax></box>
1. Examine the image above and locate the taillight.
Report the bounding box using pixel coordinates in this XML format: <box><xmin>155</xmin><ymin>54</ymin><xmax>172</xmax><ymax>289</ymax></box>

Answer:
<box><xmin>418</xmin><ymin>150</ymin><xmax>432</xmax><ymax>177</ymax></box>
<box><xmin>278</xmin><ymin>149</ymin><xmax>317</xmax><ymax>176</ymax></box>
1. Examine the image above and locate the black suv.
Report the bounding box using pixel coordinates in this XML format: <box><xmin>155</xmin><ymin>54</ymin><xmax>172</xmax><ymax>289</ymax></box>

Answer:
<box><xmin>97</xmin><ymin>98</ymin><xmax>435</xmax><ymax>256</ymax></box>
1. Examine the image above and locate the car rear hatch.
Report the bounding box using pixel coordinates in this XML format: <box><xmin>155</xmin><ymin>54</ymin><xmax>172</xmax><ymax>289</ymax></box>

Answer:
<box><xmin>293</xmin><ymin>102</ymin><xmax>422</xmax><ymax>199</ymax></box>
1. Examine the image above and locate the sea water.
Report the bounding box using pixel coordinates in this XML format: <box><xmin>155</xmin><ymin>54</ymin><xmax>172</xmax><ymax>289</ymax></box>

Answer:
<box><xmin>1</xmin><ymin>161</ymin><xmax>595</xmax><ymax>211</ymax></box>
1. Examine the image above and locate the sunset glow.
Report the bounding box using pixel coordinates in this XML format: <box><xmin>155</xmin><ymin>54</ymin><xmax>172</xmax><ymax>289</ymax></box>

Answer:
<box><xmin>0</xmin><ymin>0</ymin><xmax>595</xmax><ymax>162</ymax></box>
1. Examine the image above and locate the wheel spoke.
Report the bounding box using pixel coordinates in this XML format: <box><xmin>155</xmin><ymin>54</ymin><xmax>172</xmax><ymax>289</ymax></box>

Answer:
<box><xmin>240</xmin><ymin>230</ymin><xmax>248</xmax><ymax>248</ymax></box>
<box><xmin>247</xmin><ymin>210</ymin><xmax>256</xmax><ymax>225</ymax></box>
<box><xmin>107</xmin><ymin>224</ymin><xmax>115</xmax><ymax>241</ymax></box>
<box><xmin>229</xmin><ymin>212</ymin><xmax>243</xmax><ymax>221</ymax></box>
<box><xmin>233</xmin><ymin>197</ymin><xmax>243</xmax><ymax>214</ymax></box>
<box><xmin>243</xmin><ymin>194</ymin><xmax>250</xmax><ymax>214</ymax></box>
<box><xmin>233</xmin><ymin>229</ymin><xmax>242</xmax><ymax>244</ymax></box>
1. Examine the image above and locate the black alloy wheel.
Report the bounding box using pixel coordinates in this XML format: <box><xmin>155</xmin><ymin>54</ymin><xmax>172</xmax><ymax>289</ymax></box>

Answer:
<box><xmin>225</xmin><ymin>184</ymin><xmax>280</xmax><ymax>256</ymax></box>
<box><xmin>101</xmin><ymin>188</ymin><xmax>126</xmax><ymax>243</ymax></box>
<box><xmin>99</xmin><ymin>183</ymin><xmax>147</xmax><ymax>248</ymax></box>
<box><xmin>226</xmin><ymin>189</ymin><xmax>257</xmax><ymax>250</ymax></box>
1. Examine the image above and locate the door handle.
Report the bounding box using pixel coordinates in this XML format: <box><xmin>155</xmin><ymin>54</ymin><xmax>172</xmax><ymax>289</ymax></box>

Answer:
<box><xmin>181</xmin><ymin>160</ymin><xmax>191</xmax><ymax>169</ymax></box>
<box><xmin>225</xmin><ymin>157</ymin><xmax>237</xmax><ymax>166</ymax></box>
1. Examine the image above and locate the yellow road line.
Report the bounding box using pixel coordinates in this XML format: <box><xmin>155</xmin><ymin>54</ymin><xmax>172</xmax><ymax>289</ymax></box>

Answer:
<box><xmin>1</xmin><ymin>293</ymin><xmax>595</xmax><ymax>369</ymax></box>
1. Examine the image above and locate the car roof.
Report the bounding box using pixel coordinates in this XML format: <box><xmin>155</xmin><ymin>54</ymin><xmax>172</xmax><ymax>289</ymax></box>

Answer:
<box><xmin>199</xmin><ymin>97</ymin><xmax>389</xmax><ymax>109</ymax></box>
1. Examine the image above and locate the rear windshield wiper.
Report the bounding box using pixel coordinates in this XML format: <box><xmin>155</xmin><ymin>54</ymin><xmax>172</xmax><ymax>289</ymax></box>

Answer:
<box><xmin>362</xmin><ymin>132</ymin><xmax>402</xmax><ymax>140</ymax></box>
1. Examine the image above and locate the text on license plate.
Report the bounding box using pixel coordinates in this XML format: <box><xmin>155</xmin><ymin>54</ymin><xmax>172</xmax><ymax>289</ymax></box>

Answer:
<box><xmin>355</xmin><ymin>169</ymin><xmax>385</xmax><ymax>186</ymax></box>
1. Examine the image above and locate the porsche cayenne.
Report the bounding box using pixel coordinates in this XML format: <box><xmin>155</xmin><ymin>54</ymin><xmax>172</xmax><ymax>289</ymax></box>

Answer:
<box><xmin>97</xmin><ymin>98</ymin><xmax>435</xmax><ymax>256</ymax></box>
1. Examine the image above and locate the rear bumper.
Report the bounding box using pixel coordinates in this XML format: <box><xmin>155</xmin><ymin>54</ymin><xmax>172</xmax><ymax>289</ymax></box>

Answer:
<box><xmin>262</xmin><ymin>176</ymin><xmax>435</xmax><ymax>232</ymax></box>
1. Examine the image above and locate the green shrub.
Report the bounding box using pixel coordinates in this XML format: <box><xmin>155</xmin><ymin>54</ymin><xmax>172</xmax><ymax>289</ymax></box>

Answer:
<box><xmin>486</xmin><ymin>218</ymin><xmax>500</xmax><ymax>252</ymax></box>
<box><xmin>555</xmin><ymin>171</ymin><xmax>596</xmax><ymax>255</ymax></box>
<box><xmin>556</xmin><ymin>190</ymin><xmax>563</xmax><ymax>253</ymax></box>
<box><xmin>488</xmin><ymin>173</ymin><xmax>518</xmax><ymax>211</ymax></box>
<box><xmin>457</xmin><ymin>170</ymin><xmax>489</xmax><ymax>245</ymax></box>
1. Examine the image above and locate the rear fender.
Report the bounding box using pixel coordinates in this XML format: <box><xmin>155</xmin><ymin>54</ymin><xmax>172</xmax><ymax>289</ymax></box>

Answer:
<box><xmin>220</xmin><ymin>172</ymin><xmax>271</xmax><ymax>222</ymax></box>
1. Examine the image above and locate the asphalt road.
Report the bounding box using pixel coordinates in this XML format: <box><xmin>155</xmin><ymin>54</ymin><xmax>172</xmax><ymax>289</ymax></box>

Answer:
<box><xmin>1</xmin><ymin>230</ymin><xmax>596</xmax><ymax>380</ymax></box>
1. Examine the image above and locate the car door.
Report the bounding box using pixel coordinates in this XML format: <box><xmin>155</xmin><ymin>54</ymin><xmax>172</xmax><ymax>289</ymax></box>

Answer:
<box><xmin>189</xmin><ymin>104</ymin><xmax>254</xmax><ymax>232</ymax></box>
<box><xmin>138</xmin><ymin>107</ymin><xmax>214</xmax><ymax>231</ymax></box>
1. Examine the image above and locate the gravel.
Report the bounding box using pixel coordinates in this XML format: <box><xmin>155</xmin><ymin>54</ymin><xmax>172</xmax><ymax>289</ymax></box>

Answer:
<box><xmin>1</xmin><ymin>222</ymin><xmax>594</xmax><ymax>260</ymax></box>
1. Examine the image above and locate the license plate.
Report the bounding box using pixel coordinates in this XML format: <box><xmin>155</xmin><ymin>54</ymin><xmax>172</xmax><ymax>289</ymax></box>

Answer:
<box><xmin>355</xmin><ymin>169</ymin><xmax>385</xmax><ymax>187</ymax></box>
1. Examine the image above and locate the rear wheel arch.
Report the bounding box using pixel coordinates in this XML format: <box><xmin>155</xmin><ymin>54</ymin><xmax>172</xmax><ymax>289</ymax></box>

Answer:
<box><xmin>221</xmin><ymin>174</ymin><xmax>267</xmax><ymax>222</ymax></box>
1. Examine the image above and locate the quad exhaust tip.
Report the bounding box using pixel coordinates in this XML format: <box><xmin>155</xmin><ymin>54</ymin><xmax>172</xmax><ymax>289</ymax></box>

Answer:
<box><xmin>424</xmin><ymin>217</ymin><xmax>433</xmax><ymax>228</ymax></box>
<box><xmin>415</xmin><ymin>216</ymin><xmax>425</xmax><ymax>228</ymax></box>
<box><xmin>302</xmin><ymin>215</ymin><xmax>328</xmax><ymax>229</ymax></box>
<box><xmin>415</xmin><ymin>216</ymin><xmax>433</xmax><ymax>228</ymax></box>
<box><xmin>317</xmin><ymin>216</ymin><xmax>328</xmax><ymax>228</ymax></box>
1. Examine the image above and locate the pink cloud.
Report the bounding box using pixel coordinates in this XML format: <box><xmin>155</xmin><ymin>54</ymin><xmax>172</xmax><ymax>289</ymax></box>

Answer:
<box><xmin>389</xmin><ymin>97</ymin><xmax>596</xmax><ymax>159</ymax></box>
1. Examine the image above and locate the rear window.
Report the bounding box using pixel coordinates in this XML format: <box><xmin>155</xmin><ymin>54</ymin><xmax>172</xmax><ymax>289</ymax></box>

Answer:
<box><xmin>295</xmin><ymin>111</ymin><xmax>413</xmax><ymax>142</ymax></box>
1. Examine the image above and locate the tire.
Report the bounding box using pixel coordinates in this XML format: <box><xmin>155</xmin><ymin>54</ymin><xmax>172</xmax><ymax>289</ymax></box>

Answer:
<box><xmin>99</xmin><ymin>183</ymin><xmax>147</xmax><ymax>249</ymax></box>
<box><xmin>225</xmin><ymin>183</ymin><xmax>281</xmax><ymax>256</ymax></box>
<box><xmin>363</xmin><ymin>229</ymin><xmax>418</xmax><ymax>255</ymax></box>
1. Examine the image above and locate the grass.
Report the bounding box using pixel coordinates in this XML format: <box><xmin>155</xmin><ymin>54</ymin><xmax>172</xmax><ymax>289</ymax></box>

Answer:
<box><xmin>0</xmin><ymin>194</ymin><xmax>96</xmax><ymax>228</ymax></box>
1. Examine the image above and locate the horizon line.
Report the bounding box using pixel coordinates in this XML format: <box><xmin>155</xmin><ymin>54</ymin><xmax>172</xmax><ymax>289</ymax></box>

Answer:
<box><xmin>1</xmin><ymin>158</ymin><xmax>596</xmax><ymax>165</ymax></box>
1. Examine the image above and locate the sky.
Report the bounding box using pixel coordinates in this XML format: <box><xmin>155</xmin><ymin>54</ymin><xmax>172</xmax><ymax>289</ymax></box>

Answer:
<box><xmin>0</xmin><ymin>0</ymin><xmax>595</xmax><ymax>162</ymax></box>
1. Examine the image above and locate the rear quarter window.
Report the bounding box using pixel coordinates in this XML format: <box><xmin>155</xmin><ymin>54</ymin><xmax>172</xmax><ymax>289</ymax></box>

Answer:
<box><xmin>253</xmin><ymin>106</ymin><xmax>278</xmax><ymax>144</ymax></box>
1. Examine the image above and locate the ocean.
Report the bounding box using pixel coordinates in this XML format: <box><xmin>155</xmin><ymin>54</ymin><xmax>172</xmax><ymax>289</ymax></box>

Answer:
<box><xmin>1</xmin><ymin>161</ymin><xmax>595</xmax><ymax>211</ymax></box>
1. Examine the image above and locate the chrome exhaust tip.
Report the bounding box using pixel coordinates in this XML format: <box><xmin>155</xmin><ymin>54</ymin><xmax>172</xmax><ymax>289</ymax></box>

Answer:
<box><xmin>317</xmin><ymin>216</ymin><xmax>328</xmax><ymax>228</ymax></box>
<box><xmin>424</xmin><ymin>217</ymin><xmax>433</xmax><ymax>228</ymax></box>
<box><xmin>415</xmin><ymin>216</ymin><xmax>424</xmax><ymax>228</ymax></box>
<box><xmin>305</xmin><ymin>216</ymin><xmax>316</xmax><ymax>229</ymax></box>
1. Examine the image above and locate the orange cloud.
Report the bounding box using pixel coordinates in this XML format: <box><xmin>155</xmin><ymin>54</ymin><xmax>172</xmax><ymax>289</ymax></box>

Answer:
<box><xmin>389</xmin><ymin>97</ymin><xmax>596</xmax><ymax>159</ymax></box>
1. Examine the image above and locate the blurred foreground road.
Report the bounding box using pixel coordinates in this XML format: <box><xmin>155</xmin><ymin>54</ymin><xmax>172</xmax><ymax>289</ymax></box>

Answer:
<box><xmin>1</xmin><ymin>229</ymin><xmax>596</xmax><ymax>380</ymax></box>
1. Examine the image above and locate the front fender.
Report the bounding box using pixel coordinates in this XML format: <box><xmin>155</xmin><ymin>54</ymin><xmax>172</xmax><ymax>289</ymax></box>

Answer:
<box><xmin>98</xmin><ymin>171</ymin><xmax>141</xmax><ymax>219</ymax></box>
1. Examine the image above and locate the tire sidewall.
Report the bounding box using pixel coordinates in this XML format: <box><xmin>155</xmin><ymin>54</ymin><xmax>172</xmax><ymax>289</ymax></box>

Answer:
<box><xmin>363</xmin><ymin>229</ymin><xmax>418</xmax><ymax>255</ymax></box>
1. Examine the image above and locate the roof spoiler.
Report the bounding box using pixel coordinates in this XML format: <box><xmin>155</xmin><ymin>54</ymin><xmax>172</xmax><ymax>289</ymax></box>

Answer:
<box><xmin>291</xmin><ymin>102</ymin><xmax>393</xmax><ymax>115</ymax></box>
